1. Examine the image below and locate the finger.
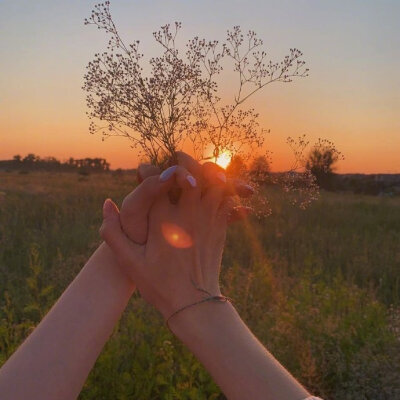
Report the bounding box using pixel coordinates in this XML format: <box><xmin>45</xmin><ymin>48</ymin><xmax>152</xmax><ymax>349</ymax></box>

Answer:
<box><xmin>150</xmin><ymin>164</ymin><xmax>200</xmax><ymax>219</ymax></box>
<box><xmin>174</xmin><ymin>165</ymin><xmax>198</xmax><ymax>190</ymax></box>
<box><xmin>201</xmin><ymin>163</ymin><xmax>254</xmax><ymax>204</ymax></box>
<box><xmin>121</xmin><ymin>173</ymin><xmax>175</xmax><ymax>244</ymax></box>
<box><xmin>201</xmin><ymin>162</ymin><xmax>227</xmax><ymax>213</ymax></box>
<box><xmin>171</xmin><ymin>165</ymin><xmax>201</xmax><ymax>206</ymax></box>
<box><xmin>176</xmin><ymin>151</ymin><xmax>202</xmax><ymax>179</ymax></box>
<box><xmin>158</xmin><ymin>164</ymin><xmax>200</xmax><ymax>205</ymax></box>
<box><xmin>217</xmin><ymin>197</ymin><xmax>236</xmax><ymax>221</ymax></box>
<box><xmin>137</xmin><ymin>164</ymin><xmax>161</xmax><ymax>183</ymax></box>
<box><xmin>138</xmin><ymin>151</ymin><xmax>202</xmax><ymax>182</ymax></box>
<box><xmin>100</xmin><ymin>199</ymin><xmax>143</xmax><ymax>272</ymax></box>
<box><xmin>202</xmin><ymin>162</ymin><xmax>227</xmax><ymax>186</ymax></box>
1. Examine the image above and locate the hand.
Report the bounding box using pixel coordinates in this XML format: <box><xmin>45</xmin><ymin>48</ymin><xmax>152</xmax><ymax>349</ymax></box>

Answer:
<box><xmin>100</xmin><ymin>163</ymin><xmax>232</xmax><ymax>320</ymax></box>
<box><xmin>120</xmin><ymin>152</ymin><xmax>254</xmax><ymax>244</ymax></box>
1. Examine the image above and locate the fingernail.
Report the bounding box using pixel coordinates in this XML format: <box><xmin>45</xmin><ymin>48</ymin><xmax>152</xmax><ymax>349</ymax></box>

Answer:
<box><xmin>160</xmin><ymin>165</ymin><xmax>178</xmax><ymax>182</ymax></box>
<box><xmin>216</xmin><ymin>172</ymin><xmax>226</xmax><ymax>183</ymax></box>
<box><xmin>103</xmin><ymin>199</ymin><xmax>114</xmax><ymax>218</ymax></box>
<box><xmin>186</xmin><ymin>175</ymin><xmax>197</xmax><ymax>187</ymax></box>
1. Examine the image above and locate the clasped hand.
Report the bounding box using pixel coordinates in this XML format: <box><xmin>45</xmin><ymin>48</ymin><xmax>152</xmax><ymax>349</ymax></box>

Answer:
<box><xmin>100</xmin><ymin>152</ymin><xmax>253</xmax><ymax>321</ymax></box>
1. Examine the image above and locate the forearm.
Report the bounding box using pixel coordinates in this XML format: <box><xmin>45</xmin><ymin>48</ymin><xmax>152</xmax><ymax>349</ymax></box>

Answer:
<box><xmin>0</xmin><ymin>243</ymin><xmax>135</xmax><ymax>400</ymax></box>
<box><xmin>170</xmin><ymin>301</ymin><xmax>309</xmax><ymax>400</ymax></box>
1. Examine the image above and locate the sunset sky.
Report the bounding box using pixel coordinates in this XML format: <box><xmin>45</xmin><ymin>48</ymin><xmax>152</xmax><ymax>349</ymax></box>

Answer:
<box><xmin>1</xmin><ymin>0</ymin><xmax>399</xmax><ymax>173</ymax></box>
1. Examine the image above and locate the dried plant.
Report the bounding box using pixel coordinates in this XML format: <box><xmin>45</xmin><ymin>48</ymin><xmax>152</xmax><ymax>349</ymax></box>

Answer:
<box><xmin>83</xmin><ymin>2</ymin><xmax>307</xmax><ymax>164</ymax></box>
<box><xmin>83</xmin><ymin>2</ymin><xmax>335</xmax><ymax>213</ymax></box>
<box><xmin>186</xmin><ymin>26</ymin><xmax>309</xmax><ymax>163</ymax></box>
<box><xmin>239</xmin><ymin>136</ymin><xmax>320</xmax><ymax>214</ymax></box>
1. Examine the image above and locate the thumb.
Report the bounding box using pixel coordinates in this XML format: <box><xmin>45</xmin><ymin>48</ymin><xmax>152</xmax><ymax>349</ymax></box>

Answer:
<box><xmin>100</xmin><ymin>198</ymin><xmax>143</xmax><ymax>274</ymax></box>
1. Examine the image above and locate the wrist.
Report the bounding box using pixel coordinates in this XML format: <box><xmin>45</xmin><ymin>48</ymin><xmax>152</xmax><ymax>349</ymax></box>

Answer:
<box><xmin>96</xmin><ymin>242</ymin><xmax>136</xmax><ymax>292</ymax></box>
<box><xmin>168</xmin><ymin>296</ymin><xmax>236</xmax><ymax>340</ymax></box>
<box><xmin>166</xmin><ymin>295</ymin><xmax>230</xmax><ymax>330</ymax></box>
<box><xmin>156</xmin><ymin>281</ymin><xmax>222</xmax><ymax>321</ymax></box>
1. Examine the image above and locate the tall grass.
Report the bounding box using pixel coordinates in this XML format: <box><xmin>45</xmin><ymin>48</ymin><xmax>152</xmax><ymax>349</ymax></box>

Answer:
<box><xmin>0</xmin><ymin>172</ymin><xmax>399</xmax><ymax>398</ymax></box>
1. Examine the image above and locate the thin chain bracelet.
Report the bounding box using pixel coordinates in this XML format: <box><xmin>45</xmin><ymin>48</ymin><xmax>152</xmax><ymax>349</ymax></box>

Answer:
<box><xmin>165</xmin><ymin>295</ymin><xmax>232</xmax><ymax>330</ymax></box>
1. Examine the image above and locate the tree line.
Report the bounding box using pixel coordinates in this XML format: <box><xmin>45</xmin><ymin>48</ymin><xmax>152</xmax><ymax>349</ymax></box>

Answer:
<box><xmin>1</xmin><ymin>146</ymin><xmax>338</xmax><ymax>185</ymax></box>
<box><xmin>0</xmin><ymin>154</ymin><xmax>110</xmax><ymax>173</ymax></box>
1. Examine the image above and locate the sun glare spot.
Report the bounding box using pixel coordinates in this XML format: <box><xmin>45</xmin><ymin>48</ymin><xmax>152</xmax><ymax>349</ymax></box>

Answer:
<box><xmin>215</xmin><ymin>151</ymin><xmax>231</xmax><ymax>169</ymax></box>
<box><xmin>161</xmin><ymin>222</ymin><xmax>193</xmax><ymax>248</ymax></box>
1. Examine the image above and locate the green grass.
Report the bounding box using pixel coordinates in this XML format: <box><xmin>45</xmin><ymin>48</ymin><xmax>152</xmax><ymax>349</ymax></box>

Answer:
<box><xmin>0</xmin><ymin>172</ymin><xmax>399</xmax><ymax>399</ymax></box>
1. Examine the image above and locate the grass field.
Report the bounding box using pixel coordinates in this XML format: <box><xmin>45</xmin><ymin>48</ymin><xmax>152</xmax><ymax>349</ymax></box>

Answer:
<box><xmin>0</xmin><ymin>171</ymin><xmax>399</xmax><ymax>399</ymax></box>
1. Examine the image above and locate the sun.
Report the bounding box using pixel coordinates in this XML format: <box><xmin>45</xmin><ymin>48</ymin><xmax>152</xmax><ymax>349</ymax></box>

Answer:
<box><xmin>215</xmin><ymin>151</ymin><xmax>232</xmax><ymax>169</ymax></box>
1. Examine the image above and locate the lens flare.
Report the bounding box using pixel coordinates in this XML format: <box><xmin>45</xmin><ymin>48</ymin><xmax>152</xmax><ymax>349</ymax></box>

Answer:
<box><xmin>215</xmin><ymin>151</ymin><xmax>232</xmax><ymax>169</ymax></box>
<box><xmin>161</xmin><ymin>222</ymin><xmax>193</xmax><ymax>248</ymax></box>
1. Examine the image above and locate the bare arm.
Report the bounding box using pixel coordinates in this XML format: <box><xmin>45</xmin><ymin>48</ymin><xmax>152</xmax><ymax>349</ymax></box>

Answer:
<box><xmin>0</xmin><ymin>171</ymin><xmax>178</xmax><ymax>400</ymax></box>
<box><xmin>0</xmin><ymin>243</ymin><xmax>134</xmax><ymax>400</ymax></box>
<box><xmin>101</xmin><ymin>162</ymin><xmax>314</xmax><ymax>400</ymax></box>
<box><xmin>170</xmin><ymin>301</ymin><xmax>309</xmax><ymax>400</ymax></box>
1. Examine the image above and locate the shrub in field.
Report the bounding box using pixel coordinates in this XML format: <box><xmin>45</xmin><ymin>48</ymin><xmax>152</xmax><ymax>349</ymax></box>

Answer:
<box><xmin>249</xmin><ymin>154</ymin><xmax>271</xmax><ymax>183</ymax></box>
<box><xmin>306</xmin><ymin>139</ymin><xmax>344</xmax><ymax>190</ymax></box>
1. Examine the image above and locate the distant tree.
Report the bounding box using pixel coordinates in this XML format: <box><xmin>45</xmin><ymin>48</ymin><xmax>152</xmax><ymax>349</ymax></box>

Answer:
<box><xmin>13</xmin><ymin>155</ymin><xmax>22</xmax><ymax>163</ymax></box>
<box><xmin>43</xmin><ymin>157</ymin><xmax>61</xmax><ymax>169</ymax></box>
<box><xmin>306</xmin><ymin>139</ymin><xmax>344</xmax><ymax>190</ymax></box>
<box><xmin>23</xmin><ymin>154</ymin><xmax>38</xmax><ymax>165</ymax></box>
<box><xmin>226</xmin><ymin>155</ymin><xmax>247</xmax><ymax>178</ymax></box>
<box><xmin>249</xmin><ymin>155</ymin><xmax>270</xmax><ymax>183</ymax></box>
<box><xmin>101</xmin><ymin>159</ymin><xmax>110</xmax><ymax>171</ymax></box>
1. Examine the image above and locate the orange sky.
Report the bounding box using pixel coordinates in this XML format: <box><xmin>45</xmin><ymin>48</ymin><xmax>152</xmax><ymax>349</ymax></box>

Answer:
<box><xmin>1</xmin><ymin>1</ymin><xmax>399</xmax><ymax>173</ymax></box>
